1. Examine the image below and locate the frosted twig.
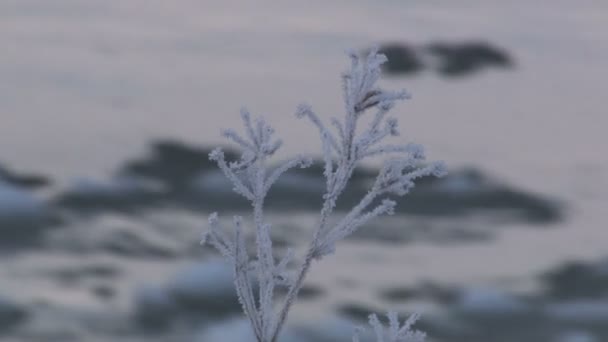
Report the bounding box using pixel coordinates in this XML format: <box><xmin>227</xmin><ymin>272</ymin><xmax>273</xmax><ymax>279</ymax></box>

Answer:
<box><xmin>352</xmin><ymin>312</ymin><xmax>426</xmax><ymax>342</ymax></box>
<box><xmin>201</xmin><ymin>48</ymin><xmax>444</xmax><ymax>342</ymax></box>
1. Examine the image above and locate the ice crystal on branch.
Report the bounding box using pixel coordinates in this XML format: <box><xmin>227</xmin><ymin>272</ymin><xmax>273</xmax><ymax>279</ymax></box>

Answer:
<box><xmin>201</xmin><ymin>47</ymin><xmax>444</xmax><ymax>342</ymax></box>
<box><xmin>353</xmin><ymin>312</ymin><xmax>426</xmax><ymax>342</ymax></box>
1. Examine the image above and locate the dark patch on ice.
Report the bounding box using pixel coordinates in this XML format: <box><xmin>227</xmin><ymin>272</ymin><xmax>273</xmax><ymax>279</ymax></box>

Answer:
<box><xmin>298</xmin><ymin>285</ymin><xmax>325</xmax><ymax>300</ymax></box>
<box><xmin>428</xmin><ymin>41</ymin><xmax>513</xmax><ymax>77</ymax></box>
<box><xmin>292</xmin><ymin>317</ymin><xmax>363</xmax><ymax>342</ymax></box>
<box><xmin>50</xmin><ymin>264</ymin><xmax>121</xmax><ymax>285</ymax></box>
<box><xmin>346</xmin><ymin>282</ymin><xmax>608</xmax><ymax>342</ymax></box>
<box><xmin>166</xmin><ymin>261</ymin><xmax>242</xmax><ymax>316</ymax></box>
<box><xmin>400</xmin><ymin>168</ymin><xmax>562</xmax><ymax>224</ymax></box>
<box><xmin>540</xmin><ymin>259</ymin><xmax>608</xmax><ymax>300</ymax></box>
<box><xmin>54</xmin><ymin>177</ymin><xmax>166</xmax><ymax>213</ymax></box>
<box><xmin>51</xmin><ymin>140</ymin><xmax>562</xmax><ymax>232</ymax></box>
<box><xmin>380</xmin><ymin>286</ymin><xmax>417</xmax><ymax>301</ymax></box>
<box><xmin>0</xmin><ymin>296</ymin><xmax>28</xmax><ymax>333</ymax></box>
<box><xmin>376</xmin><ymin>41</ymin><xmax>514</xmax><ymax>78</ymax></box>
<box><xmin>44</xmin><ymin>216</ymin><xmax>182</xmax><ymax>260</ymax></box>
<box><xmin>271</xmin><ymin>166</ymin><xmax>561</xmax><ymax>224</ymax></box>
<box><xmin>133</xmin><ymin>284</ymin><xmax>176</xmax><ymax>330</ymax></box>
<box><xmin>412</xmin><ymin>283</ymin><xmax>608</xmax><ymax>342</ymax></box>
<box><xmin>378</xmin><ymin>43</ymin><xmax>424</xmax><ymax>75</ymax></box>
<box><xmin>118</xmin><ymin>140</ymin><xmax>239</xmax><ymax>191</ymax></box>
<box><xmin>337</xmin><ymin>303</ymin><xmax>376</xmax><ymax>322</ymax></box>
<box><xmin>406</xmin><ymin>287</ymin><xmax>549</xmax><ymax>342</ymax></box>
<box><xmin>194</xmin><ymin>163</ymin><xmax>561</xmax><ymax>226</ymax></box>
<box><xmin>55</xmin><ymin>140</ymin><xmax>242</xmax><ymax>213</ymax></box>
<box><xmin>335</xmin><ymin>277</ymin><xmax>358</xmax><ymax>290</ymax></box>
<box><xmin>276</xmin><ymin>284</ymin><xmax>324</xmax><ymax>301</ymax></box>
<box><xmin>91</xmin><ymin>285</ymin><xmax>116</xmax><ymax>301</ymax></box>
<box><xmin>380</xmin><ymin>282</ymin><xmax>457</xmax><ymax>304</ymax></box>
<box><xmin>0</xmin><ymin>164</ymin><xmax>50</xmax><ymax>189</ymax></box>
<box><xmin>349</xmin><ymin>220</ymin><xmax>492</xmax><ymax>245</ymax></box>
<box><xmin>134</xmin><ymin>260</ymin><xmax>244</xmax><ymax>330</ymax></box>
<box><xmin>0</xmin><ymin>181</ymin><xmax>61</xmax><ymax>251</ymax></box>
<box><xmin>99</xmin><ymin>229</ymin><xmax>177</xmax><ymax>259</ymax></box>
<box><xmin>101</xmin><ymin>139</ymin><xmax>376</xmax><ymax>212</ymax></box>
<box><xmin>262</xmin><ymin>159</ymin><xmax>376</xmax><ymax>210</ymax></box>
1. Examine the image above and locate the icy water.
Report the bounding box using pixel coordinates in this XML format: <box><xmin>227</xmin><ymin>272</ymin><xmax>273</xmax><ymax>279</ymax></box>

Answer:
<box><xmin>0</xmin><ymin>1</ymin><xmax>607</xmax><ymax>341</ymax></box>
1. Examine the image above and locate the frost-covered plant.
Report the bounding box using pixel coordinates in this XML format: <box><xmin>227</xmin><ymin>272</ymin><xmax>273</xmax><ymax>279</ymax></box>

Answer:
<box><xmin>201</xmin><ymin>47</ymin><xmax>446</xmax><ymax>342</ymax></box>
<box><xmin>353</xmin><ymin>312</ymin><xmax>426</xmax><ymax>342</ymax></box>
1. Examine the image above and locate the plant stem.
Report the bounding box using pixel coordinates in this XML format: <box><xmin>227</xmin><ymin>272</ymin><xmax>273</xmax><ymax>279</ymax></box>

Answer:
<box><xmin>270</xmin><ymin>196</ymin><xmax>334</xmax><ymax>342</ymax></box>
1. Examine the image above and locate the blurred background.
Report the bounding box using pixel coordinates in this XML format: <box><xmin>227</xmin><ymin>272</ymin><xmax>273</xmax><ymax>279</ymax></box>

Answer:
<box><xmin>0</xmin><ymin>1</ymin><xmax>607</xmax><ymax>341</ymax></box>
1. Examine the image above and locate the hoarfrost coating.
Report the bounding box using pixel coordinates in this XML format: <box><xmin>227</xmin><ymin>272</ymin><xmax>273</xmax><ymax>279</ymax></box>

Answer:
<box><xmin>201</xmin><ymin>47</ymin><xmax>445</xmax><ymax>342</ymax></box>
